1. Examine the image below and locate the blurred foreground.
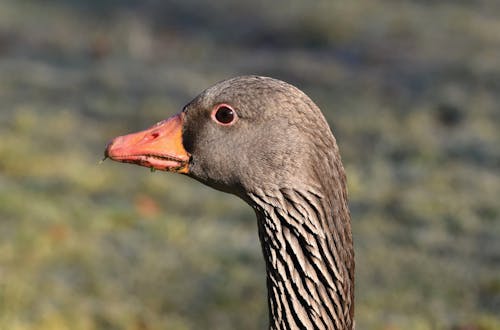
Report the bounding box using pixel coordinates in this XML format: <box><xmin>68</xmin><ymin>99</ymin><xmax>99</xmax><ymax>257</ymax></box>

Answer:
<box><xmin>0</xmin><ymin>1</ymin><xmax>499</xmax><ymax>329</ymax></box>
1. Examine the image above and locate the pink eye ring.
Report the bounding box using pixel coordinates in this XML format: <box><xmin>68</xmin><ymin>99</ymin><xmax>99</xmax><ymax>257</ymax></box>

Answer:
<box><xmin>211</xmin><ymin>104</ymin><xmax>238</xmax><ymax>126</ymax></box>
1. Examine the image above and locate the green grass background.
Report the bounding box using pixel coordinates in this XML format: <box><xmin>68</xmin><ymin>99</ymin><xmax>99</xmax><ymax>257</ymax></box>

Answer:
<box><xmin>0</xmin><ymin>1</ymin><xmax>499</xmax><ymax>329</ymax></box>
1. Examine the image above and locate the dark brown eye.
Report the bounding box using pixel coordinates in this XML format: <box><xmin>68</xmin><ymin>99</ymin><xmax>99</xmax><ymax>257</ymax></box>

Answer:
<box><xmin>212</xmin><ymin>104</ymin><xmax>237</xmax><ymax>125</ymax></box>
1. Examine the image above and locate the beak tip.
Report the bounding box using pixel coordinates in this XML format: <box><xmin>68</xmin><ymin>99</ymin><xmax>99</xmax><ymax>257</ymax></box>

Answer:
<box><xmin>104</xmin><ymin>142</ymin><xmax>111</xmax><ymax>159</ymax></box>
<box><xmin>104</xmin><ymin>138</ymin><xmax>117</xmax><ymax>160</ymax></box>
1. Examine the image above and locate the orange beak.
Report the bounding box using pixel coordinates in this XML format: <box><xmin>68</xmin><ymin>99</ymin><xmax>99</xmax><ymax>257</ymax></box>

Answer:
<box><xmin>105</xmin><ymin>113</ymin><xmax>190</xmax><ymax>173</ymax></box>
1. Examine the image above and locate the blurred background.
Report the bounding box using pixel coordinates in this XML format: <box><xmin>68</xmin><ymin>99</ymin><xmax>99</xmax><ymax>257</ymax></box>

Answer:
<box><xmin>1</xmin><ymin>0</ymin><xmax>499</xmax><ymax>329</ymax></box>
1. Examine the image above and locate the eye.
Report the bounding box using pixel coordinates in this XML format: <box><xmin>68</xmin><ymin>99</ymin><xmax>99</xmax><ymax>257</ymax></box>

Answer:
<box><xmin>211</xmin><ymin>104</ymin><xmax>238</xmax><ymax>125</ymax></box>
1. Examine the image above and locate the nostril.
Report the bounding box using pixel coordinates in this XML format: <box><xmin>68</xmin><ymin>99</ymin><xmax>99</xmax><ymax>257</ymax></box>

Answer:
<box><xmin>145</xmin><ymin>132</ymin><xmax>160</xmax><ymax>141</ymax></box>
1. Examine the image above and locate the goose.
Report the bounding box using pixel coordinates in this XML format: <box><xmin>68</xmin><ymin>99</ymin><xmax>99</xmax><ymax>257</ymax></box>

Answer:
<box><xmin>105</xmin><ymin>76</ymin><xmax>354</xmax><ymax>329</ymax></box>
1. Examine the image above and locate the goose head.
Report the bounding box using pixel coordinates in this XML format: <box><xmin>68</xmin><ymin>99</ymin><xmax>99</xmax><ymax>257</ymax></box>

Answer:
<box><xmin>105</xmin><ymin>75</ymin><xmax>354</xmax><ymax>329</ymax></box>
<box><xmin>106</xmin><ymin>76</ymin><xmax>339</xmax><ymax>201</ymax></box>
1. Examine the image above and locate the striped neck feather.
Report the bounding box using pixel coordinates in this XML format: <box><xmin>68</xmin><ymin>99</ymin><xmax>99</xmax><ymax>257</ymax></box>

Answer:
<box><xmin>250</xmin><ymin>187</ymin><xmax>354</xmax><ymax>330</ymax></box>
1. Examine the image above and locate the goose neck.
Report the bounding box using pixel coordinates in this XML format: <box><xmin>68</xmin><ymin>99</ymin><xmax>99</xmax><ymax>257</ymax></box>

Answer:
<box><xmin>250</xmin><ymin>188</ymin><xmax>354</xmax><ymax>330</ymax></box>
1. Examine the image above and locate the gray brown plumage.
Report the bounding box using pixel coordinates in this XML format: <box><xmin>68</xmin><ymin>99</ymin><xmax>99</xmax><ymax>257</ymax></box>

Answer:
<box><xmin>105</xmin><ymin>76</ymin><xmax>354</xmax><ymax>329</ymax></box>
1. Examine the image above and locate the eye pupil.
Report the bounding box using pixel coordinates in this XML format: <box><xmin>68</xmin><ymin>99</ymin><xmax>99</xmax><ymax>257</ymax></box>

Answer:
<box><xmin>215</xmin><ymin>106</ymin><xmax>235</xmax><ymax>124</ymax></box>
